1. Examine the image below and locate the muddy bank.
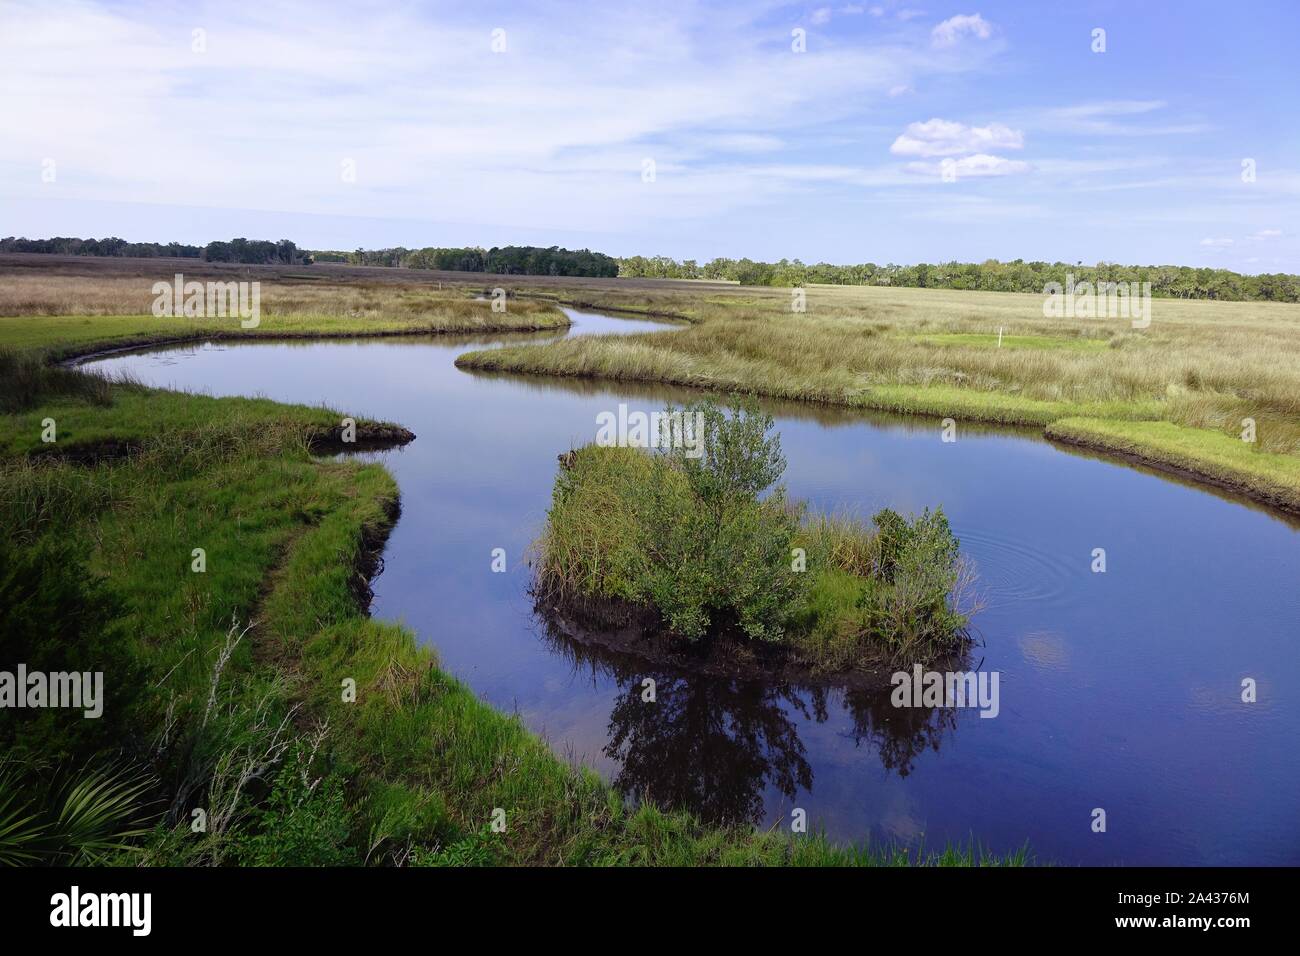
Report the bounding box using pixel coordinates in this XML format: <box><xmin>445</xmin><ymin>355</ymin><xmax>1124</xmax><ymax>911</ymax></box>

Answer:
<box><xmin>308</xmin><ymin>422</ymin><xmax>416</xmax><ymax>454</ymax></box>
<box><xmin>533</xmin><ymin>590</ymin><xmax>971</xmax><ymax>692</ymax></box>
<box><xmin>28</xmin><ymin>437</ymin><xmax>143</xmax><ymax>465</ymax></box>
<box><xmin>351</xmin><ymin>495</ymin><xmax>402</xmax><ymax>612</ymax></box>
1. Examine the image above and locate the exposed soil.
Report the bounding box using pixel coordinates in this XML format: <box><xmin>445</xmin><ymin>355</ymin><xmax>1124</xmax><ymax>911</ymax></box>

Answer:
<box><xmin>27</xmin><ymin>437</ymin><xmax>143</xmax><ymax>465</ymax></box>
<box><xmin>350</xmin><ymin>495</ymin><xmax>401</xmax><ymax>613</ymax></box>
<box><xmin>533</xmin><ymin>588</ymin><xmax>971</xmax><ymax>692</ymax></box>
<box><xmin>308</xmin><ymin>423</ymin><xmax>416</xmax><ymax>454</ymax></box>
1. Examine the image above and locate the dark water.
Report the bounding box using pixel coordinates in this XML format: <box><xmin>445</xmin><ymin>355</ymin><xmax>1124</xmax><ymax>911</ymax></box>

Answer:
<box><xmin>84</xmin><ymin>308</ymin><xmax>1300</xmax><ymax>865</ymax></box>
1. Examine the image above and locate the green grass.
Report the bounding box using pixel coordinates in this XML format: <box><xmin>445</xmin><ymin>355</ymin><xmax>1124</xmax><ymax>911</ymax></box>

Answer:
<box><xmin>915</xmin><ymin>332</ymin><xmax>1108</xmax><ymax>351</ymax></box>
<box><xmin>851</xmin><ymin>384</ymin><xmax>1163</xmax><ymax>427</ymax></box>
<box><xmin>1</xmin><ymin>369</ymin><xmax>1023</xmax><ymax>866</ymax></box>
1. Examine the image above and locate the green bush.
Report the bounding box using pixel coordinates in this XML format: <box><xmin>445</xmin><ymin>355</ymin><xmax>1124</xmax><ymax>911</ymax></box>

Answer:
<box><xmin>636</xmin><ymin>398</ymin><xmax>807</xmax><ymax>642</ymax></box>
<box><xmin>857</xmin><ymin>507</ymin><xmax>967</xmax><ymax>660</ymax></box>
<box><xmin>228</xmin><ymin>747</ymin><xmax>360</xmax><ymax>867</ymax></box>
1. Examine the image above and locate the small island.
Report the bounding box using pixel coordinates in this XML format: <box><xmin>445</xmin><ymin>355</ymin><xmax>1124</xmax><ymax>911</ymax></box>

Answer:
<box><xmin>533</xmin><ymin>398</ymin><xmax>978</xmax><ymax>680</ymax></box>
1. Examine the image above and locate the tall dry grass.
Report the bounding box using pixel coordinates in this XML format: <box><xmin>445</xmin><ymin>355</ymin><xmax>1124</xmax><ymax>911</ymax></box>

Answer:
<box><xmin>0</xmin><ymin>271</ymin><xmax>559</xmax><ymax>324</ymax></box>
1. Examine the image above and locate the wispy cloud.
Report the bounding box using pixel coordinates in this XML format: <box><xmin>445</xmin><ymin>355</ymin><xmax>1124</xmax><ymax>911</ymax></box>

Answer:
<box><xmin>1036</xmin><ymin>100</ymin><xmax>1209</xmax><ymax>136</ymax></box>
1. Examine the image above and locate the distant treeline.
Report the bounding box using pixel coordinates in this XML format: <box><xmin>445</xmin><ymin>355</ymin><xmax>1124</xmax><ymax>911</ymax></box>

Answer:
<box><xmin>6</xmin><ymin>236</ymin><xmax>1296</xmax><ymax>301</ymax></box>
<box><xmin>0</xmin><ymin>236</ymin><xmax>307</xmax><ymax>265</ymax></box>
<box><xmin>312</xmin><ymin>245</ymin><xmax>620</xmax><ymax>277</ymax></box>
<box><xmin>616</xmin><ymin>255</ymin><xmax>1300</xmax><ymax>302</ymax></box>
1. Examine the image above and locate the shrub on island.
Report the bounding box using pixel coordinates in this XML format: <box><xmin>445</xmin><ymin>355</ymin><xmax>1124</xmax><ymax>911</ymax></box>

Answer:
<box><xmin>534</xmin><ymin>399</ymin><xmax>976</xmax><ymax>674</ymax></box>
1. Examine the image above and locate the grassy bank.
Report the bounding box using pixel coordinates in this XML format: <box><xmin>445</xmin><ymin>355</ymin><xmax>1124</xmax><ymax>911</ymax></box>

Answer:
<box><xmin>0</xmin><ymin>361</ymin><xmax>1020</xmax><ymax>866</ymax></box>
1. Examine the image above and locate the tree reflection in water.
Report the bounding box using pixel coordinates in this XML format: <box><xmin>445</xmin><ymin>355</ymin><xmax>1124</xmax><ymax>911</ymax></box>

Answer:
<box><xmin>537</xmin><ymin>610</ymin><xmax>964</xmax><ymax>827</ymax></box>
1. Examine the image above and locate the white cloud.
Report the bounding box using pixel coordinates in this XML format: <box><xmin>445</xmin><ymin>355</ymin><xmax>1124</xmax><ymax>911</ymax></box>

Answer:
<box><xmin>931</xmin><ymin>13</ymin><xmax>991</xmax><ymax>47</ymax></box>
<box><xmin>1252</xmin><ymin>228</ymin><xmax>1282</xmax><ymax>239</ymax></box>
<box><xmin>890</xmin><ymin>118</ymin><xmax>1023</xmax><ymax>157</ymax></box>
<box><xmin>811</xmin><ymin>7</ymin><xmax>833</xmax><ymax>25</ymax></box>
<box><xmin>888</xmin><ymin>84</ymin><xmax>911</xmax><ymax>96</ymax></box>
<box><xmin>1199</xmin><ymin>237</ymin><xmax>1234</xmax><ymax>247</ymax></box>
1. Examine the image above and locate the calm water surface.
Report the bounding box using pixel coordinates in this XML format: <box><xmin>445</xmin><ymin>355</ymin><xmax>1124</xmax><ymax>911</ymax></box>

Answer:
<box><xmin>85</xmin><ymin>309</ymin><xmax>1300</xmax><ymax>865</ymax></box>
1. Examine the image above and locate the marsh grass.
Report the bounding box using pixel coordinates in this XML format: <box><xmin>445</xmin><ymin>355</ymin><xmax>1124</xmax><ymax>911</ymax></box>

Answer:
<box><xmin>0</xmin><ymin>348</ymin><xmax>112</xmax><ymax>412</ymax></box>
<box><xmin>1048</xmin><ymin>417</ymin><xmax>1300</xmax><ymax>512</ymax></box>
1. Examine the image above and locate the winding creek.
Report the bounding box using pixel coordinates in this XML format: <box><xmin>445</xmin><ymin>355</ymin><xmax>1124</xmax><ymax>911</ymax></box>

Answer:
<box><xmin>83</xmin><ymin>308</ymin><xmax>1300</xmax><ymax>865</ymax></box>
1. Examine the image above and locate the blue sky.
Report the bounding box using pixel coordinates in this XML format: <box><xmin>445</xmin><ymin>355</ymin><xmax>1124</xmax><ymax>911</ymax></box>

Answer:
<box><xmin>1</xmin><ymin>0</ymin><xmax>1297</xmax><ymax>270</ymax></box>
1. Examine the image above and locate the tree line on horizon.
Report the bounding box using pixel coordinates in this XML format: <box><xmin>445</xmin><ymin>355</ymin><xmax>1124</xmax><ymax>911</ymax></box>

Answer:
<box><xmin>616</xmin><ymin>255</ymin><xmax>1300</xmax><ymax>303</ymax></box>
<box><xmin>313</xmin><ymin>244</ymin><xmax>620</xmax><ymax>277</ymax></box>
<box><xmin>0</xmin><ymin>236</ymin><xmax>306</xmax><ymax>266</ymax></box>
<box><xmin>3</xmin><ymin>235</ymin><xmax>1296</xmax><ymax>302</ymax></box>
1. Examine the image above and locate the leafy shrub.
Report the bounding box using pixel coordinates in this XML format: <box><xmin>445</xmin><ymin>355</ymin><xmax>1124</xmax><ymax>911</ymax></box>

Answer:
<box><xmin>857</xmin><ymin>507</ymin><xmax>967</xmax><ymax>661</ymax></box>
<box><xmin>636</xmin><ymin>398</ymin><xmax>807</xmax><ymax>642</ymax></box>
<box><xmin>228</xmin><ymin>746</ymin><xmax>360</xmax><ymax>866</ymax></box>
<box><xmin>409</xmin><ymin>826</ymin><xmax>501</xmax><ymax>867</ymax></box>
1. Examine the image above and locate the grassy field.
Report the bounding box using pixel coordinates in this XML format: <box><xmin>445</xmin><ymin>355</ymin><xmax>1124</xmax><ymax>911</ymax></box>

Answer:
<box><xmin>5</xmin><ymin>256</ymin><xmax>1296</xmax><ymax>512</ymax></box>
